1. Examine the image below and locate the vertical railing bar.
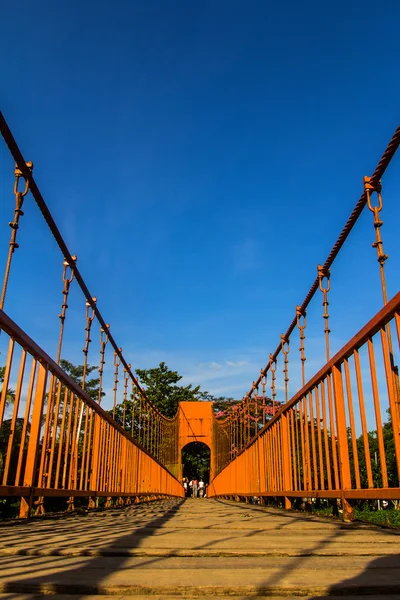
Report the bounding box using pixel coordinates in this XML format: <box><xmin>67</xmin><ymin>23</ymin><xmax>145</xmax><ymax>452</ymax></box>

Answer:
<box><xmin>343</xmin><ymin>358</ymin><xmax>361</xmax><ymax>489</ymax></box>
<box><xmin>303</xmin><ymin>397</ymin><xmax>312</xmax><ymax>491</ymax></box>
<box><xmin>79</xmin><ymin>404</ymin><xmax>89</xmax><ymax>490</ymax></box>
<box><xmin>0</xmin><ymin>338</ymin><xmax>15</xmax><ymax>428</ymax></box>
<box><xmin>332</xmin><ymin>364</ymin><xmax>351</xmax><ymax>486</ymax></box>
<box><xmin>327</xmin><ymin>373</ymin><xmax>340</xmax><ymax>490</ymax></box>
<box><xmin>55</xmin><ymin>387</ymin><xmax>69</xmax><ymax>488</ymax></box>
<box><xmin>62</xmin><ymin>392</ymin><xmax>74</xmax><ymax>489</ymax></box>
<box><xmin>289</xmin><ymin>410</ymin><xmax>297</xmax><ymax>490</ymax></box>
<box><xmin>47</xmin><ymin>379</ymin><xmax>63</xmax><ymax>489</ymax></box>
<box><xmin>20</xmin><ymin>362</ymin><xmax>48</xmax><ymax>516</ymax></box>
<box><xmin>299</xmin><ymin>401</ymin><xmax>307</xmax><ymax>491</ymax></box>
<box><xmin>3</xmin><ymin>348</ymin><xmax>26</xmax><ymax>485</ymax></box>
<box><xmin>354</xmin><ymin>349</ymin><xmax>374</xmax><ymax>488</ymax></box>
<box><xmin>380</xmin><ymin>323</ymin><xmax>400</xmax><ymax>480</ymax></box>
<box><xmin>294</xmin><ymin>406</ymin><xmax>302</xmax><ymax>490</ymax></box>
<box><xmin>367</xmin><ymin>337</ymin><xmax>388</xmax><ymax>488</ymax></box>
<box><xmin>15</xmin><ymin>357</ymin><xmax>37</xmax><ymax>486</ymax></box>
<box><xmin>308</xmin><ymin>391</ymin><xmax>318</xmax><ymax>490</ymax></box>
<box><xmin>85</xmin><ymin>407</ymin><xmax>95</xmax><ymax>490</ymax></box>
<box><xmin>320</xmin><ymin>381</ymin><xmax>332</xmax><ymax>491</ymax></box>
<box><xmin>314</xmin><ymin>385</ymin><xmax>324</xmax><ymax>490</ymax></box>
<box><xmin>69</xmin><ymin>396</ymin><xmax>81</xmax><ymax>491</ymax></box>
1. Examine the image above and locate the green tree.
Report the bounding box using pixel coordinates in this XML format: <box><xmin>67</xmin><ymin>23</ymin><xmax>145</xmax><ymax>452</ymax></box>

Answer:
<box><xmin>135</xmin><ymin>362</ymin><xmax>210</xmax><ymax>418</ymax></box>
<box><xmin>212</xmin><ymin>396</ymin><xmax>236</xmax><ymax>417</ymax></box>
<box><xmin>351</xmin><ymin>409</ymin><xmax>398</xmax><ymax>490</ymax></box>
<box><xmin>59</xmin><ymin>359</ymin><xmax>103</xmax><ymax>402</ymax></box>
<box><xmin>383</xmin><ymin>415</ymin><xmax>398</xmax><ymax>488</ymax></box>
<box><xmin>0</xmin><ymin>418</ymin><xmax>26</xmax><ymax>481</ymax></box>
<box><xmin>182</xmin><ymin>442</ymin><xmax>210</xmax><ymax>482</ymax></box>
<box><xmin>0</xmin><ymin>366</ymin><xmax>15</xmax><ymax>407</ymax></box>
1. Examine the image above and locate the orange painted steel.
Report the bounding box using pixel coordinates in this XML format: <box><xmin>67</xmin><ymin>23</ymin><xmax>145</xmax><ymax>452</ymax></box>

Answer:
<box><xmin>209</xmin><ymin>125</ymin><xmax>400</xmax><ymax>521</ymax></box>
<box><xmin>0</xmin><ymin>111</ymin><xmax>169</xmax><ymax>430</ymax></box>
<box><xmin>0</xmin><ymin>111</ymin><xmax>183</xmax><ymax>517</ymax></box>
<box><xmin>209</xmin><ymin>294</ymin><xmax>400</xmax><ymax>519</ymax></box>
<box><xmin>211</xmin><ymin>126</ymin><xmax>400</xmax><ymax>478</ymax></box>
<box><xmin>177</xmin><ymin>402</ymin><xmax>214</xmax><ymax>480</ymax></box>
<box><xmin>0</xmin><ymin>308</ymin><xmax>183</xmax><ymax>517</ymax></box>
<box><xmin>0</xmin><ymin>110</ymin><xmax>399</xmax><ymax>521</ymax></box>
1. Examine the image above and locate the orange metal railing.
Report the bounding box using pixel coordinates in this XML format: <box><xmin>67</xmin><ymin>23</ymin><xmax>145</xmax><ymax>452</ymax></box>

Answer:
<box><xmin>209</xmin><ymin>126</ymin><xmax>400</xmax><ymax>518</ymax></box>
<box><xmin>0</xmin><ymin>308</ymin><xmax>183</xmax><ymax>517</ymax></box>
<box><xmin>0</xmin><ymin>111</ymin><xmax>183</xmax><ymax>517</ymax></box>
<box><xmin>1</xmin><ymin>110</ymin><xmax>399</xmax><ymax>520</ymax></box>
<box><xmin>209</xmin><ymin>294</ymin><xmax>400</xmax><ymax>518</ymax></box>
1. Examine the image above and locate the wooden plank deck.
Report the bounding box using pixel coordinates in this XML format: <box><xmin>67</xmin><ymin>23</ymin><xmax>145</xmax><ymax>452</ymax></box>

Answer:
<box><xmin>0</xmin><ymin>498</ymin><xmax>399</xmax><ymax>598</ymax></box>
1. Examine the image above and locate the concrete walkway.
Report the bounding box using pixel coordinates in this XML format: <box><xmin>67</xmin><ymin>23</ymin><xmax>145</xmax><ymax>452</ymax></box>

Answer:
<box><xmin>0</xmin><ymin>497</ymin><xmax>399</xmax><ymax>598</ymax></box>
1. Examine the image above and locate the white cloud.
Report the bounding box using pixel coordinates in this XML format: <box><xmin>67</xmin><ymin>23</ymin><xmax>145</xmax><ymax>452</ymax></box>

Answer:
<box><xmin>209</xmin><ymin>361</ymin><xmax>222</xmax><ymax>370</ymax></box>
<box><xmin>226</xmin><ymin>360</ymin><xmax>248</xmax><ymax>368</ymax></box>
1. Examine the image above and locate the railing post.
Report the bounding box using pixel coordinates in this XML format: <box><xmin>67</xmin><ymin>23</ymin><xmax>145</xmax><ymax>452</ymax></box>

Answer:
<box><xmin>258</xmin><ymin>434</ymin><xmax>266</xmax><ymax>498</ymax></box>
<box><xmin>20</xmin><ymin>362</ymin><xmax>48</xmax><ymax>518</ymax></box>
<box><xmin>89</xmin><ymin>413</ymin><xmax>101</xmax><ymax>504</ymax></box>
<box><xmin>332</xmin><ymin>364</ymin><xmax>353</xmax><ymax>522</ymax></box>
<box><xmin>281</xmin><ymin>413</ymin><xmax>292</xmax><ymax>509</ymax></box>
<box><xmin>120</xmin><ymin>435</ymin><xmax>127</xmax><ymax>497</ymax></box>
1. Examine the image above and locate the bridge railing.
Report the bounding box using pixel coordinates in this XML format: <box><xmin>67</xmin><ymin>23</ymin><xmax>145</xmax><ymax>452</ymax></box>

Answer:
<box><xmin>0</xmin><ymin>111</ymin><xmax>183</xmax><ymax>517</ymax></box>
<box><xmin>0</xmin><ymin>307</ymin><xmax>183</xmax><ymax>517</ymax></box>
<box><xmin>212</xmin><ymin>126</ymin><xmax>400</xmax><ymax>479</ymax></box>
<box><xmin>210</xmin><ymin>126</ymin><xmax>400</xmax><ymax>518</ymax></box>
<box><xmin>209</xmin><ymin>293</ymin><xmax>400</xmax><ymax>517</ymax></box>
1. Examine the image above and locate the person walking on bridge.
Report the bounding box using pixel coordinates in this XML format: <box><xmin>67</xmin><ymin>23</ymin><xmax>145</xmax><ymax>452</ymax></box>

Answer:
<box><xmin>199</xmin><ymin>479</ymin><xmax>205</xmax><ymax>498</ymax></box>
<box><xmin>191</xmin><ymin>479</ymin><xmax>198</xmax><ymax>498</ymax></box>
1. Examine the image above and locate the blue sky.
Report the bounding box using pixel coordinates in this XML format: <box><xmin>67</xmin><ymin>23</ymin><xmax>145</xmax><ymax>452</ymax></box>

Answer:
<box><xmin>0</xmin><ymin>0</ymin><xmax>399</xmax><ymax>408</ymax></box>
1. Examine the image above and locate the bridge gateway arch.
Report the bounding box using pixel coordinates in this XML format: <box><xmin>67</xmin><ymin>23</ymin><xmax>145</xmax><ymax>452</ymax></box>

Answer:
<box><xmin>177</xmin><ymin>401</ymin><xmax>214</xmax><ymax>482</ymax></box>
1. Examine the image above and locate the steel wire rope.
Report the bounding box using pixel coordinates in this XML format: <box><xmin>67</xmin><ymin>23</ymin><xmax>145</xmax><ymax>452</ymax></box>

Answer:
<box><xmin>212</xmin><ymin>124</ymin><xmax>400</xmax><ymax>467</ymax></box>
<box><xmin>248</xmin><ymin>125</ymin><xmax>400</xmax><ymax>397</ymax></box>
<box><xmin>1</xmin><ymin>112</ymin><xmax>399</xmax><ymax>433</ymax></box>
<box><xmin>0</xmin><ymin>110</ymin><xmax>176</xmax><ymax>425</ymax></box>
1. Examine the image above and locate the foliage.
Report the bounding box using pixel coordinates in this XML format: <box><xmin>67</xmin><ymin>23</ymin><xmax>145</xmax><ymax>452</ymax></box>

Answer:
<box><xmin>135</xmin><ymin>362</ymin><xmax>211</xmax><ymax>418</ymax></box>
<box><xmin>182</xmin><ymin>442</ymin><xmax>210</xmax><ymax>482</ymax></box>
<box><xmin>212</xmin><ymin>396</ymin><xmax>237</xmax><ymax>418</ymax></box>
<box><xmin>111</xmin><ymin>362</ymin><xmax>211</xmax><ymax>448</ymax></box>
<box><xmin>354</xmin><ymin>506</ymin><xmax>400</xmax><ymax>527</ymax></box>
<box><xmin>0</xmin><ymin>417</ymin><xmax>27</xmax><ymax>481</ymax></box>
<box><xmin>213</xmin><ymin>395</ymin><xmax>281</xmax><ymax>431</ymax></box>
<box><xmin>59</xmin><ymin>359</ymin><xmax>103</xmax><ymax>402</ymax></box>
<box><xmin>312</xmin><ymin>503</ymin><xmax>400</xmax><ymax>528</ymax></box>
<box><xmin>0</xmin><ymin>366</ymin><xmax>15</xmax><ymax>407</ymax></box>
<box><xmin>348</xmin><ymin>410</ymin><xmax>398</xmax><ymax>489</ymax></box>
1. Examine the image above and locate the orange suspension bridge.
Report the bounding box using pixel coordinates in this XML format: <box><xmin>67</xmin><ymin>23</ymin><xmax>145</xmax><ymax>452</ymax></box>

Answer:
<box><xmin>0</xmin><ymin>111</ymin><xmax>399</xmax><ymax>597</ymax></box>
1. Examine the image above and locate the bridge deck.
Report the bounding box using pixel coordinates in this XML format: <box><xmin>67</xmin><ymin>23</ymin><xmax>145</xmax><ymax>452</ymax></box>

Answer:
<box><xmin>0</xmin><ymin>498</ymin><xmax>399</xmax><ymax>598</ymax></box>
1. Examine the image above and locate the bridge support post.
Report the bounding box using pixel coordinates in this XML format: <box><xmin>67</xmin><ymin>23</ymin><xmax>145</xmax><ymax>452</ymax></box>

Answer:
<box><xmin>281</xmin><ymin>413</ymin><xmax>292</xmax><ymax>511</ymax></box>
<box><xmin>20</xmin><ymin>363</ymin><xmax>48</xmax><ymax>518</ymax></box>
<box><xmin>332</xmin><ymin>365</ymin><xmax>354</xmax><ymax>522</ymax></box>
<box><xmin>90</xmin><ymin>414</ymin><xmax>101</xmax><ymax>495</ymax></box>
<box><xmin>284</xmin><ymin>496</ymin><xmax>292</xmax><ymax>510</ymax></box>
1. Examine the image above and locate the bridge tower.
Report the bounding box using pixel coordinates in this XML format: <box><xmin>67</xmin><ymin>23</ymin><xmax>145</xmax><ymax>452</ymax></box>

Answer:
<box><xmin>177</xmin><ymin>402</ymin><xmax>214</xmax><ymax>482</ymax></box>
